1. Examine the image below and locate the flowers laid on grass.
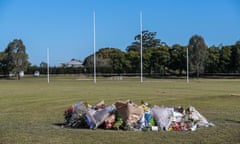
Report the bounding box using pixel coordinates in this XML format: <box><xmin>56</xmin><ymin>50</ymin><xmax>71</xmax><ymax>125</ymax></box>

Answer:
<box><xmin>63</xmin><ymin>100</ymin><xmax>214</xmax><ymax>131</ymax></box>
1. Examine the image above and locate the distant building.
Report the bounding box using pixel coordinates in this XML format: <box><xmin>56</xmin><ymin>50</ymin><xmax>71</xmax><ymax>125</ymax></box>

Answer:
<box><xmin>61</xmin><ymin>59</ymin><xmax>84</xmax><ymax>68</ymax></box>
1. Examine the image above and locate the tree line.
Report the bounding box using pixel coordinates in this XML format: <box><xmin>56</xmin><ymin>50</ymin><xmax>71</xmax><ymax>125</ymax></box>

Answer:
<box><xmin>1</xmin><ymin>31</ymin><xmax>240</xmax><ymax>78</ymax></box>
<box><xmin>84</xmin><ymin>31</ymin><xmax>240</xmax><ymax>77</ymax></box>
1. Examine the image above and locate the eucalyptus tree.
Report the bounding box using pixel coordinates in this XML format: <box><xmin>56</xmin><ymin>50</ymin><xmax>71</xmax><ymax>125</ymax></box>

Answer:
<box><xmin>188</xmin><ymin>35</ymin><xmax>208</xmax><ymax>77</ymax></box>
<box><xmin>2</xmin><ymin>39</ymin><xmax>29</xmax><ymax>79</ymax></box>
<box><xmin>126</xmin><ymin>30</ymin><xmax>163</xmax><ymax>52</ymax></box>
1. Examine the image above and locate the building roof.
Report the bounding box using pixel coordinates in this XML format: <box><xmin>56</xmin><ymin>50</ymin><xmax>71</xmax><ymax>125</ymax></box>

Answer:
<box><xmin>64</xmin><ymin>59</ymin><xmax>84</xmax><ymax>68</ymax></box>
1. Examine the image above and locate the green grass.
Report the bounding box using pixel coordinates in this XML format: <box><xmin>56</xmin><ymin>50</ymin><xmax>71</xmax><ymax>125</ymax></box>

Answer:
<box><xmin>0</xmin><ymin>76</ymin><xmax>240</xmax><ymax>144</ymax></box>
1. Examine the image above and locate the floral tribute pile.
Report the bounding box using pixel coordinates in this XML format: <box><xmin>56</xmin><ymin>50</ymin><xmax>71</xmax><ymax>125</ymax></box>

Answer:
<box><xmin>62</xmin><ymin>100</ymin><xmax>214</xmax><ymax>131</ymax></box>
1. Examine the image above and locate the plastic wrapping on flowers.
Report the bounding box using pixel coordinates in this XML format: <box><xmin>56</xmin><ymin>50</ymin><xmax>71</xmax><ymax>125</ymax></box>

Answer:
<box><xmin>62</xmin><ymin>100</ymin><xmax>214</xmax><ymax>131</ymax></box>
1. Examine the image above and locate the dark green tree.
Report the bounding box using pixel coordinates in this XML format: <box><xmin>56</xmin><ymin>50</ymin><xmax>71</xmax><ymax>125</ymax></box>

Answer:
<box><xmin>126</xmin><ymin>30</ymin><xmax>163</xmax><ymax>52</ymax></box>
<box><xmin>219</xmin><ymin>46</ymin><xmax>231</xmax><ymax>73</ymax></box>
<box><xmin>2</xmin><ymin>39</ymin><xmax>29</xmax><ymax>79</ymax></box>
<box><xmin>205</xmin><ymin>45</ymin><xmax>220</xmax><ymax>73</ymax></box>
<box><xmin>126</xmin><ymin>30</ymin><xmax>169</xmax><ymax>75</ymax></box>
<box><xmin>169</xmin><ymin>44</ymin><xmax>187</xmax><ymax>75</ymax></box>
<box><xmin>0</xmin><ymin>52</ymin><xmax>5</xmax><ymax>74</ymax></box>
<box><xmin>230</xmin><ymin>42</ymin><xmax>240</xmax><ymax>72</ymax></box>
<box><xmin>142</xmin><ymin>47</ymin><xmax>154</xmax><ymax>74</ymax></box>
<box><xmin>149</xmin><ymin>46</ymin><xmax>170</xmax><ymax>75</ymax></box>
<box><xmin>83</xmin><ymin>54</ymin><xmax>94</xmax><ymax>73</ymax></box>
<box><xmin>125</xmin><ymin>50</ymin><xmax>140</xmax><ymax>73</ymax></box>
<box><xmin>188</xmin><ymin>35</ymin><xmax>208</xmax><ymax>77</ymax></box>
<box><xmin>83</xmin><ymin>48</ymin><xmax>127</xmax><ymax>74</ymax></box>
<box><xmin>108</xmin><ymin>48</ymin><xmax>126</xmax><ymax>74</ymax></box>
<box><xmin>157</xmin><ymin>45</ymin><xmax>170</xmax><ymax>75</ymax></box>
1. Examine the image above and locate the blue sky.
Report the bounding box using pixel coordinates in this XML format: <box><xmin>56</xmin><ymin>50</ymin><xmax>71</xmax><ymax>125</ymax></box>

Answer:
<box><xmin>0</xmin><ymin>0</ymin><xmax>239</xmax><ymax>66</ymax></box>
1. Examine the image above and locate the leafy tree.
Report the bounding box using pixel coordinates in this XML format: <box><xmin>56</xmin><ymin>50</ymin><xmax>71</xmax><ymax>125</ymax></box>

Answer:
<box><xmin>142</xmin><ymin>47</ymin><xmax>154</xmax><ymax>74</ymax></box>
<box><xmin>126</xmin><ymin>30</ymin><xmax>163</xmax><ymax>52</ymax></box>
<box><xmin>125</xmin><ymin>50</ymin><xmax>140</xmax><ymax>73</ymax></box>
<box><xmin>230</xmin><ymin>42</ymin><xmax>240</xmax><ymax>72</ymax></box>
<box><xmin>83</xmin><ymin>48</ymin><xmax>127</xmax><ymax>73</ymax></box>
<box><xmin>149</xmin><ymin>46</ymin><xmax>170</xmax><ymax>75</ymax></box>
<box><xmin>205</xmin><ymin>45</ymin><xmax>220</xmax><ymax>73</ymax></box>
<box><xmin>157</xmin><ymin>45</ymin><xmax>170</xmax><ymax>75</ymax></box>
<box><xmin>2</xmin><ymin>39</ymin><xmax>29</xmax><ymax>79</ymax></box>
<box><xmin>108</xmin><ymin>48</ymin><xmax>126</xmax><ymax>74</ymax></box>
<box><xmin>188</xmin><ymin>35</ymin><xmax>208</xmax><ymax>77</ymax></box>
<box><xmin>84</xmin><ymin>55</ymin><xmax>109</xmax><ymax>73</ymax></box>
<box><xmin>126</xmin><ymin>30</ymin><xmax>169</xmax><ymax>75</ymax></box>
<box><xmin>169</xmin><ymin>44</ymin><xmax>187</xmax><ymax>75</ymax></box>
<box><xmin>83</xmin><ymin>54</ymin><xmax>94</xmax><ymax>73</ymax></box>
<box><xmin>219</xmin><ymin>46</ymin><xmax>231</xmax><ymax>73</ymax></box>
<box><xmin>0</xmin><ymin>52</ymin><xmax>5</xmax><ymax>74</ymax></box>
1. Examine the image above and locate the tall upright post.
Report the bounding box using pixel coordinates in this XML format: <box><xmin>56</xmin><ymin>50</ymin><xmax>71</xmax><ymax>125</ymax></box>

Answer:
<box><xmin>186</xmin><ymin>47</ymin><xmax>189</xmax><ymax>83</ymax></box>
<box><xmin>47</xmin><ymin>48</ymin><xmax>50</xmax><ymax>83</ymax></box>
<box><xmin>140</xmin><ymin>12</ymin><xmax>143</xmax><ymax>83</ymax></box>
<box><xmin>93</xmin><ymin>12</ymin><xmax>96</xmax><ymax>83</ymax></box>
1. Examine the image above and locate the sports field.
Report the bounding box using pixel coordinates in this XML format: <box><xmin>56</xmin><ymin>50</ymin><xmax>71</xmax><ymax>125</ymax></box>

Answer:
<box><xmin>0</xmin><ymin>76</ymin><xmax>239</xmax><ymax>144</ymax></box>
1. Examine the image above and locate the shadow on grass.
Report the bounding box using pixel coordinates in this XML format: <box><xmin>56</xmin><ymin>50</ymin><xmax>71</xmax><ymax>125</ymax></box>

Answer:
<box><xmin>52</xmin><ymin>123</ymin><xmax>93</xmax><ymax>131</ymax></box>
<box><xmin>52</xmin><ymin>123</ymin><xmax>65</xmax><ymax>129</ymax></box>
<box><xmin>225</xmin><ymin>119</ymin><xmax>240</xmax><ymax>124</ymax></box>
